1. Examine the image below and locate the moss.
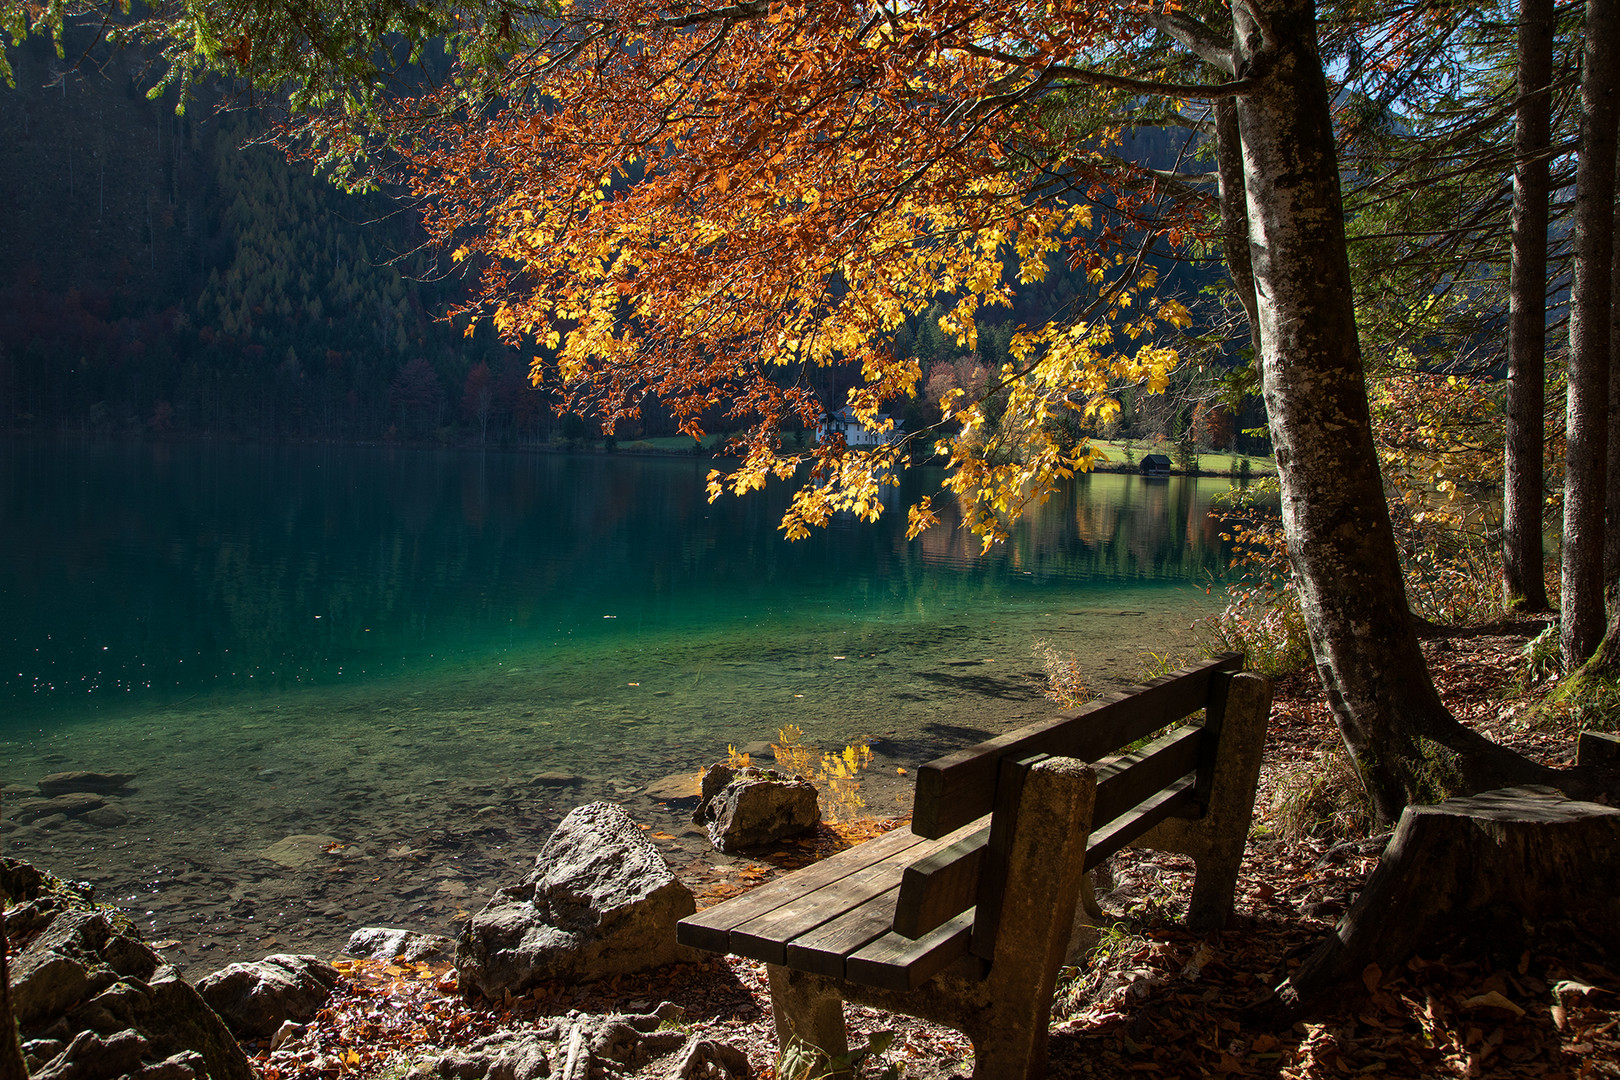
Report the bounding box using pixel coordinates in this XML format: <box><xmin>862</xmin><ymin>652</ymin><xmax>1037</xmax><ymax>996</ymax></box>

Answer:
<box><xmin>1412</xmin><ymin>738</ymin><xmax>1468</xmax><ymax>804</ymax></box>
<box><xmin>1534</xmin><ymin>670</ymin><xmax>1620</xmax><ymax>732</ymax></box>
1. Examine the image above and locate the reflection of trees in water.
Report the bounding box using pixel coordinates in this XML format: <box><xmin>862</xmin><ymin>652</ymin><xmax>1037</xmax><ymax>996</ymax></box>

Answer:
<box><xmin>910</xmin><ymin>472</ymin><xmax>1231</xmax><ymax>584</ymax></box>
<box><xmin>3</xmin><ymin>446</ymin><xmax>1236</xmax><ymax>716</ymax></box>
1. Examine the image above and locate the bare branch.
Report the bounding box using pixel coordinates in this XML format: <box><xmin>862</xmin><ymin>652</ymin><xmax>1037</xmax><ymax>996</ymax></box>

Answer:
<box><xmin>1144</xmin><ymin>9</ymin><xmax>1235</xmax><ymax>75</ymax></box>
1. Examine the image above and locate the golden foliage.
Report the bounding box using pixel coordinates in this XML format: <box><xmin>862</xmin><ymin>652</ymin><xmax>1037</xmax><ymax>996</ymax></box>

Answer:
<box><xmin>315</xmin><ymin>0</ymin><xmax>1209</xmax><ymax>545</ymax></box>
<box><xmin>771</xmin><ymin>724</ymin><xmax>874</xmax><ymax>822</ymax></box>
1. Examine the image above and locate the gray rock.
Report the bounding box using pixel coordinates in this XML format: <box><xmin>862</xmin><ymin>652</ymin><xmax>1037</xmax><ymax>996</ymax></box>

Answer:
<box><xmin>81</xmin><ymin>805</ymin><xmax>129</xmax><ymax>829</ymax></box>
<box><xmin>31</xmin><ymin>1028</ymin><xmax>149</xmax><ymax>1080</ymax></box>
<box><xmin>37</xmin><ymin>772</ymin><xmax>136</xmax><ymax>796</ymax></box>
<box><xmin>693</xmin><ymin>766</ymin><xmax>820</xmax><ymax>852</ymax></box>
<box><xmin>643</xmin><ymin>773</ymin><xmax>701</xmax><ymax>802</ymax></box>
<box><xmin>346</xmin><ymin>926</ymin><xmax>454</xmax><ymax>963</ymax></box>
<box><xmin>258</xmin><ymin>834</ymin><xmax>344</xmax><ymax>869</ymax></box>
<box><xmin>455</xmin><ymin>802</ymin><xmax>697</xmax><ymax>998</ymax></box>
<box><xmin>128</xmin><ymin>1050</ymin><xmax>206</xmax><ymax>1080</ymax></box>
<box><xmin>196</xmin><ymin>954</ymin><xmax>342</xmax><ymax>1038</ymax></box>
<box><xmin>528</xmin><ymin>772</ymin><xmax>585</xmax><ymax>788</ymax></box>
<box><xmin>8</xmin><ymin>907</ymin><xmax>140</xmax><ymax>1028</ymax></box>
<box><xmin>10</xmin><ymin>794</ymin><xmax>106</xmax><ymax>824</ymax></box>
<box><xmin>2</xmin><ymin>856</ymin><xmax>251</xmax><ymax>1080</ymax></box>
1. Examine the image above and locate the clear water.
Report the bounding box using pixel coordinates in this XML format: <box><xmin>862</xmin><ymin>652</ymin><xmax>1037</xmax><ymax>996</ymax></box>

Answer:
<box><xmin>0</xmin><ymin>440</ymin><xmax>1233</xmax><ymax>971</ymax></box>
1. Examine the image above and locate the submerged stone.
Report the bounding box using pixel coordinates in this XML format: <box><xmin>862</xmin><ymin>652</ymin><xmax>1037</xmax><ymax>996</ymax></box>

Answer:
<box><xmin>37</xmin><ymin>772</ymin><xmax>136</xmax><ymax>796</ymax></box>
<box><xmin>258</xmin><ymin>834</ymin><xmax>343</xmax><ymax>869</ymax></box>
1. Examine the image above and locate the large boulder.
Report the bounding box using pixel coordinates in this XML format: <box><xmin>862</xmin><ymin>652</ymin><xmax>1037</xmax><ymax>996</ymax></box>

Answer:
<box><xmin>195</xmin><ymin>954</ymin><xmax>342</xmax><ymax>1038</ymax></box>
<box><xmin>455</xmin><ymin>802</ymin><xmax>697</xmax><ymax>998</ymax></box>
<box><xmin>692</xmin><ymin>765</ymin><xmax>820</xmax><ymax>852</ymax></box>
<box><xmin>2</xmin><ymin>857</ymin><xmax>253</xmax><ymax>1080</ymax></box>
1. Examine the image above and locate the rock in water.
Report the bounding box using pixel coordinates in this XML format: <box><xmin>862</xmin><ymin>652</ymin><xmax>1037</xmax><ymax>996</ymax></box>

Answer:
<box><xmin>9</xmin><ymin>793</ymin><xmax>107</xmax><ymax>824</ymax></box>
<box><xmin>37</xmin><ymin>772</ymin><xmax>136</xmax><ymax>796</ymax></box>
<box><xmin>196</xmin><ymin>955</ymin><xmax>342</xmax><ymax>1038</ymax></box>
<box><xmin>258</xmin><ymin>834</ymin><xmax>344</xmax><ymax>869</ymax></box>
<box><xmin>455</xmin><ymin>802</ymin><xmax>697</xmax><ymax>998</ymax></box>
<box><xmin>692</xmin><ymin>765</ymin><xmax>820</xmax><ymax>852</ymax></box>
<box><xmin>345</xmin><ymin>927</ymin><xmax>454</xmax><ymax>963</ymax></box>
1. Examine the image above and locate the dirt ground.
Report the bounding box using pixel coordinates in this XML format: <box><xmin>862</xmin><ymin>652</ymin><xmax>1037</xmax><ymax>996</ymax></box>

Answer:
<box><xmin>251</xmin><ymin>626</ymin><xmax>1620</xmax><ymax>1080</ymax></box>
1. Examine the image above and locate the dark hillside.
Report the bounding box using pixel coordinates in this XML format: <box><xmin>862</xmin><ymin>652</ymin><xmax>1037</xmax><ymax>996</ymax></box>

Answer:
<box><xmin>0</xmin><ymin>33</ymin><xmax>549</xmax><ymax>444</ymax></box>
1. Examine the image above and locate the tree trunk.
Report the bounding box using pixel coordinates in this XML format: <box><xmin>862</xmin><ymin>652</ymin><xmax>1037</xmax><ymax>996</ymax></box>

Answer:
<box><xmin>1215</xmin><ymin>98</ymin><xmax>1263</xmax><ymax>366</ymax></box>
<box><xmin>1606</xmin><ymin>136</ymin><xmax>1620</xmax><ymax>592</ymax></box>
<box><xmin>1562</xmin><ymin>0</ymin><xmax>1618</xmax><ymax>668</ymax></box>
<box><xmin>1503</xmin><ymin>0</ymin><xmax>1555</xmax><ymax>613</ymax></box>
<box><xmin>1232</xmin><ymin>0</ymin><xmax>1556</xmax><ymax>823</ymax></box>
<box><xmin>1273</xmin><ymin>786</ymin><xmax>1620</xmax><ymax>1018</ymax></box>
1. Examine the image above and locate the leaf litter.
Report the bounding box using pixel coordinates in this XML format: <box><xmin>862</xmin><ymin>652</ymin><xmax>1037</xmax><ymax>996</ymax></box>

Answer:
<box><xmin>251</xmin><ymin>627</ymin><xmax>1617</xmax><ymax>1079</ymax></box>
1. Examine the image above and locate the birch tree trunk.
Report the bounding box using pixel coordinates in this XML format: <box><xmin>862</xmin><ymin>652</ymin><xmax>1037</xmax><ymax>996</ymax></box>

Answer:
<box><xmin>1503</xmin><ymin>0</ymin><xmax>1555</xmax><ymax>613</ymax></box>
<box><xmin>1232</xmin><ymin>0</ymin><xmax>1556</xmax><ymax>822</ymax></box>
<box><xmin>1562</xmin><ymin>0</ymin><xmax>1618</xmax><ymax>668</ymax></box>
<box><xmin>1215</xmin><ymin>97</ymin><xmax>1263</xmax><ymax>365</ymax></box>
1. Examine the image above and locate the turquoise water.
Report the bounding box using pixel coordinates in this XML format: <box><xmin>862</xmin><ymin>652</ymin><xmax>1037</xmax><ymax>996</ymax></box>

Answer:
<box><xmin>0</xmin><ymin>440</ymin><xmax>1233</xmax><ymax>970</ymax></box>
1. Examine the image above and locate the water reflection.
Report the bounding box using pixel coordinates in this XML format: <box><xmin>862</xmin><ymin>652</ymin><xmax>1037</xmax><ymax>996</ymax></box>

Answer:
<box><xmin>0</xmin><ymin>441</ymin><xmax>1237</xmax><ymax>727</ymax></box>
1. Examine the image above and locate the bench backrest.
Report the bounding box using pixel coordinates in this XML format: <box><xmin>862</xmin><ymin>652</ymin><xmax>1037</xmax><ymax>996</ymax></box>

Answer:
<box><xmin>894</xmin><ymin>653</ymin><xmax>1245</xmax><ymax>952</ymax></box>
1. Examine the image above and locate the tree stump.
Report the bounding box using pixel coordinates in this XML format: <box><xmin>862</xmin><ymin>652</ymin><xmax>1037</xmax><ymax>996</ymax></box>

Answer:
<box><xmin>1273</xmin><ymin>785</ymin><xmax>1620</xmax><ymax>1017</ymax></box>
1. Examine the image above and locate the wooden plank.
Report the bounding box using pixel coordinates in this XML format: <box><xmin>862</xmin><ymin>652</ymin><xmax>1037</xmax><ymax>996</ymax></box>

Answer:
<box><xmin>727</xmin><ymin>835</ymin><xmax>928</xmax><ymax>964</ymax></box>
<box><xmin>1090</xmin><ymin>726</ymin><xmax>1203</xmax><ymax>830</ymax></box>
<box><xmin>676</xmin><ymin>825</ymin><xmax>926</xmax><ymax>953</ymax></box>
<box><xmin>844</xmin><ymin>910</ymin><xmax>979</xmax><ymax>992</ymax></box>
<box><xmin>911</xmin><ymin>654</ymin><xmax>1241</xmax><ymax>837</ymax></box>
<box><xmin>1192</xmin><ymin>670</ymin><xmax>1234</xmax><ymax>812</ymax></box>
<box><xmin>784</xmin><ymin>887</ymin><xmax>900</xmax><ymax>977</ymax></box>
<box><xmin>1083</xmin><ymin>776</ymin><xmax>1197</xmax><ymax>871</ymax></box>
<box><xmin>893</xmin><ymin>821</ymin><xmax>991</xmax><ymax>938</ymax></box>
<box><xmin>970</xmin><ymin>754</ymin><xmax>1042</xmax><ymax>961</ymax></box>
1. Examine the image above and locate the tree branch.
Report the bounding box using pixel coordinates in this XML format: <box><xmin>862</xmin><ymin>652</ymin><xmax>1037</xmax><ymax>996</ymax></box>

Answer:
<box><xmin>1144</xmin><ymin>9</ymin><xmax>1235</xmax><ymax>75</ymax></box>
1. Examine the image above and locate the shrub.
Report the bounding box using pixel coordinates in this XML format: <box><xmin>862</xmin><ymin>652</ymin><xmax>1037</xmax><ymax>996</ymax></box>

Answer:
<box><xmin>1268</xmin><ymin>744</ymin><xmax>1375</xmax><ymax>842</ymax></box>
<box><xmin>1033</xmin><ymin>640</ymin><xmax>1091</xmax><ymax>707</ymax></box>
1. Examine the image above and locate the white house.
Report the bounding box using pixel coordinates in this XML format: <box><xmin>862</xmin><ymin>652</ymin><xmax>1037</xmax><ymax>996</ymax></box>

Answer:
<box><xmin>819</xmin><ymin>406</ymin><xmax>903</xmax><ymax>447</ymax></box>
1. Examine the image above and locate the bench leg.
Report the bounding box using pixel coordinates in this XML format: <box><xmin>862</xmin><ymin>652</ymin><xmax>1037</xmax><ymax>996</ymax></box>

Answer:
<box><xmin>767</xmin><ymin>963</ymin><xmax>849</xmax><ymax>1074</ymax></box>
<box><xmin>976</xmin><ymin>755</ymin><xmax>1097</xmax><ymax>1079</ymax></box>
<box><xmin>1138</xmin><ymin>671</ymin><xmax>1272</xmax><ymax>930</ymax></box>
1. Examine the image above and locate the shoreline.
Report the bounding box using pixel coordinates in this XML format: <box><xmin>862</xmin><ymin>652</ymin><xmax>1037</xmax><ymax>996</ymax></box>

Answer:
<box><xmin>1</xmin><ymin>428</ymin><xmax>1275</xmax><ymax>480</ymax></box>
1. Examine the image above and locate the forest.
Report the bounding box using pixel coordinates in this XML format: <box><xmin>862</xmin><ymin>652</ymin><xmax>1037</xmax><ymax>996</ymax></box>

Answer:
<box><xmin>0</xmin><ymin>29</ymin><xmax>1241</xmax><ymax>451</ymax></box>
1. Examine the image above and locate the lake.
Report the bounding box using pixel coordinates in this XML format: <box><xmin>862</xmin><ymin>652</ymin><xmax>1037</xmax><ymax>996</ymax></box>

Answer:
<box><xmin>0</xmin><ymin>440</ymin><xmax>1234</xmax><ymax>972</ymax></box>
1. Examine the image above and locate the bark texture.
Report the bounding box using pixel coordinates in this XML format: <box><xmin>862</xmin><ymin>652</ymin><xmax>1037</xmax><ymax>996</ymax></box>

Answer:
<box><xmin>1503</xmin><ymin>0</ymin><xmax>1555</xmax><ymax>613</ymax></box>
<box><xmin>1562</xmin><ymin>0</ymin><xmax>1618</xmax><ymax>667</ymax></box>
<box><xmin>1606</xmin><ymin>137</ymin><xmax>1620</xmax><ymax>591</ymax></box>
<box><xmin>1215</xmin><ymin>98</ymin><xmax>1263</xmax><ymax>366</ymax></box>
<box><xmin>1233</xmin><ymin>0</ymin><xmax>1554</xmax><ymax>822</ymax></box>
<box><xmin>1274</xmin><ymin>786</ymin><xmax>1620</xmax><ymax>1017</ymax></box>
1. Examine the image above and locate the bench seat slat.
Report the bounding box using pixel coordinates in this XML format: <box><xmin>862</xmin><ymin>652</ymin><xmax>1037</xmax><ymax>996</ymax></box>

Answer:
<box><xmin>675</xmin><ymin>825</ymin><xmax>925</xmax><ymax>953</ymax></box>
<box><xmin>784</xmin><ymin>887</ymin><xmax>901</xmax><ymax>977</ymax></box>
<box><xmin>728</xmin><ymin>834</ymin><xmax>940</xmax><ymax>964</ymax></box>
<box><xmin>844</xmin><ymin>910</ymin><xmax>978</xmax><ymax>992</ymax></box>
<box><xmin>1084</xmin><ymin>775</ymin><xmax>1196</xmax><ymax>871</ymax></box>
<box><xmin>912</xmin><ymin>654</ymin><xmax>1240</xmax><ymax>837</ymax></box>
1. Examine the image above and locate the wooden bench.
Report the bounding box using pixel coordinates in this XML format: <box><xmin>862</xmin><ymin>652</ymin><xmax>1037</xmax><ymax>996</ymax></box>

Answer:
<box><xmin>676</xmin><ymin>654</ymin><xmax>1272</xmax><ymax>1079</ymax></box>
